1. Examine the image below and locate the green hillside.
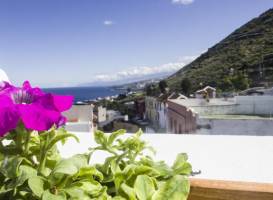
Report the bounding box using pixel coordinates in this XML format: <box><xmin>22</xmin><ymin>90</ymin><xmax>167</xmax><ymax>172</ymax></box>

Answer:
<box><xmin>167</xmin><ymin>8</ymin><xmax>273</xmax><ymax>93</ymax></box>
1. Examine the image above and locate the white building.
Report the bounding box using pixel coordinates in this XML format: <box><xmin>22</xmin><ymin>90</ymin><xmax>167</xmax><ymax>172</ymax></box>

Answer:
<box><xmin>168</xmin><ymin>95</ymin><xmax>273</xmax><ymax>135</ymax></box>
<box><xmin>195</xmin><ymin>86</ymin><xmax>216</xmax><ymax>99</ymax></box>
<box><xmin>95</xmin><ymin>106</ymin><xmax>107</xmax><ymax>123</ymax></box>
<box><xmin>63</xmin><ymin>104</ymin><xmax>94</xmax><ymax>132</ymax></box>
<box><xmin>145</xmin><ymin>96</ymin><xmax>167</xmax><ymax>132</ymax></box>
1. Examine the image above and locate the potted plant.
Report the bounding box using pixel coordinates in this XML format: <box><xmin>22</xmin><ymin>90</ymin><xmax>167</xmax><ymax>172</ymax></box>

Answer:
<box><xmin>0</xmin><ymin>81</ymin><xmax>192</xmax><ymax>200</ymax></box>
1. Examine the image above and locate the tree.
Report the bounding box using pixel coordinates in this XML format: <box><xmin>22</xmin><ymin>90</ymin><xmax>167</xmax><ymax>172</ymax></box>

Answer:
<box><xmin>231</xmin><ymin>72</ymin><xmax>249</xmax><ymax>91</ymax></box>
<box><xmin>159</xmin><ymin>80</ymin><xmax>168</xmax><ymax>94</ymax></box>
<box><xmin>221</xmin><ymin>76</ymin><xmax>234</xmax><ymax>92</ymax></box>
<box><xmin>180</xmin><ymin>78</ymin><xmax>192</xmax><ymax>96</ymax></box>
<box><xmin>145</xmin><ymin>84</ymin><xmax>159</xmax><ymax>96</ymax></box>
<box><xmin>145</xmin><ymin>85</ymin><xmax>153</xmax><ymax>96</ymax></box>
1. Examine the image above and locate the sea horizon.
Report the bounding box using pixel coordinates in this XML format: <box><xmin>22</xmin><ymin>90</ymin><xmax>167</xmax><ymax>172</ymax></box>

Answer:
<box><xmin>43</xmin><ymin>86</ymin><xmax>123</xmax><ymax>103</ymax></box>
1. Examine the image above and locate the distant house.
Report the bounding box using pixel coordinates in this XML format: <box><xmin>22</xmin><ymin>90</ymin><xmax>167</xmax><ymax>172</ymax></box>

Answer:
<box><xmin>134</xmin><ymin>98</ymin><xmax>146</xmax><ymax>120</ymax></box>
<box><xmin>106</xmin><ymin>110</ymin><xmax>121</xmax><ymax>121</ymax></box>
<box><xmin>92</xmin><ymin>106</ymin><xmax>107</xmax><ymax>130</ymax></box>
<box><xmin>63</xmin><ymin>104</ymin><xmax>94</xmax><ymax>132</ymax></box>
<box><xmin>195</xmin><ymin>86</ymin><xmax>216</xmax><ymax>99</ymax></box>
<box><xmin>145</xmin><ymin>96</ymin><xmax>167</xmax><ymax>132</ymax></box>
<box><xmin>145</xmin><ymin>92</ymin><xmax>186</xmax><ymax>132</ymax></box>
<box><xmin>167</xmin><ymin>99</ymin><xmax>197</xmax><ymax>134</ymax></box>
<box><xmin>168</xmin><ymin>92</ymin><xmax>188</xmax><ymax>100</ymax></box>
<box><xmin>97</xmin><ymin>106</ymin><xmax>107</xmax><ymax>123</ymax></box>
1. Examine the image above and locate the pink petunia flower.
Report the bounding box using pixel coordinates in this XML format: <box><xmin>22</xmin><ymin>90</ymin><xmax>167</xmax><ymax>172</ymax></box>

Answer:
<box><xmin>0</xmin><ymin>81</ymin><xmax>74</xmax><ymax>136</ymax></box>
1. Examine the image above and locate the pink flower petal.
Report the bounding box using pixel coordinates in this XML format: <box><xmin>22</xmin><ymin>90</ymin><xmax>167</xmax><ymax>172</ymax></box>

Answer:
<box><xmin>53</xmin><ymin>95</ymin><xmax>74</xmax><ymax>112</ymax></box>
<box><xmin>19</xmin><ymin>104</ymin><xmax>62</xmax><ymax>131</ymax></box>
<box><xmin>0</xmin><ymin>96</ymin><xmax>20</xmax><ymax>136</ymax></box>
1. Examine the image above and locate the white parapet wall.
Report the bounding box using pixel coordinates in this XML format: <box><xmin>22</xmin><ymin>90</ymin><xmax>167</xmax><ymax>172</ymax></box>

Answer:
<box><xmin>235</xmin><ymin>95</ymin><xmax>273</xmax><ymax>115</ymax></box>
<box><xmin>65</xmin><ymin>122</ymin><xmax>92</xmax><ymax>132</ymax></box>
<box><xmin>58</xmin><ymin>132</ymin><xmax>273</xmax><ymax>184</ymax></box>
<box><xmin>197</xmin><ymin>117</ymin><xmax>273</xmax><ymax>136</ymax></box>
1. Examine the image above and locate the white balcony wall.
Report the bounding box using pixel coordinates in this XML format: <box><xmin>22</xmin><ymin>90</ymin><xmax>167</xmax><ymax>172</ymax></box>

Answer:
<box><xmin>58</xmin><ymin>133</ymin><xmax>273</xmax><ymax>184</ymax></box>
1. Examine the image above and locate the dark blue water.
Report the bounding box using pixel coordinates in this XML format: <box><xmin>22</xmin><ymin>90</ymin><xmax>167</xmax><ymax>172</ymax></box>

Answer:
<box><xmin>43</xmin><ymin>87</ymin><xmax>121</xmax><ymax>102</ymax></box>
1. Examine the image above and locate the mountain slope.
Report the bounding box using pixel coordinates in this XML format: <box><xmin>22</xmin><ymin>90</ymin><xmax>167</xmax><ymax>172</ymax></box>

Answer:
<box><xmin>167</xmin><ymin>8</ymin><xmax>273</xmax><ymax>92</ymax></box>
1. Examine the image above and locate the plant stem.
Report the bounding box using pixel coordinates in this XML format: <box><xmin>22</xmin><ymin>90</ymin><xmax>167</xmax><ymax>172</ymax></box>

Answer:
<box><xmin>38</xmin><ymin>132</ymin><xmax>50</xmax><ymax>175</ymax></box>
<box><xmin>24</xmin><ymin>131</ymin><xmax>31</xmax><ymax>155</ymax></box>
<box><xmin>15</xmin><ymin>131</ymin><xmax>22</xmax><ymax>151</ymax></box>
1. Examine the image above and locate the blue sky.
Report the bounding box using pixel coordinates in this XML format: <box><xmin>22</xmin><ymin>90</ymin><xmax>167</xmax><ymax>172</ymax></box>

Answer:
<box><xmin>0</xmin><ymin>0</ymin><xmax>272</xmax><ymax>87</ymax></box>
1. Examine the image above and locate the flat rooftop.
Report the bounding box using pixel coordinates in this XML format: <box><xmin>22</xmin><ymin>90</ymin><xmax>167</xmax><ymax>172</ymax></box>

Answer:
<box><xmin>200</xmin><ymin>114</ymin><xmax>273</xmax><ymax>120</ymax></box>
<box><xmin>169</xmin><ymin>98</ymin><xmax>236</xmax><ymax>107</ymax></box>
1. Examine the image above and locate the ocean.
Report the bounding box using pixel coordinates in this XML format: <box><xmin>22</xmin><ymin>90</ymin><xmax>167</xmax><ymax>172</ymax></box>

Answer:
<box><xmin>43</xmin><ymin>87</ymin><xmax>122</xmax><ymax>102</ymax></box>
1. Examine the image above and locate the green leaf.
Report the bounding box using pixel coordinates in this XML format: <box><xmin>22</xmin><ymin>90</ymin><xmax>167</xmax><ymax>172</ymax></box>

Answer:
<box><xmin>120</xmin><ymin>183</ymin><xmax>137</xmax><ymax>200</ymax></box>
<box><xmin>75</xmin><ymin>166</ymin><xmax>103</xmax><ymax>181</ymax></box>
<box><xmin>112</xmin><ymin>196</ymin><xmax>127</xmax><ymax>200</ymax></box>
<box><xmin>114</xmin><ymin>173</ymin><xmax>126</xmax><ymax>191</ymax></box>
<box><xmin>152</xmin><ymin>175</ymin><xmax>190</xmax><ymax>200</ymax></box>
<box><xmin>94</xmin><ymin>130</ymin><xmax>108</xmax><ymax>146</ymax></box>
<box><xmin>63</xmin><ymin>187</ymin><xmax>89</xmax><ymax>199</ymax></box>
<box><xmin>52</xmin><ymin>154</ymin><xmax>88</xmax><ymax>176</ymax></box>
<box><xmin>28</xmin><ymin>176</ymin><xmax>45</xmax><ymax>198</ymax></box>
<box><xmin>139</xmin><ymin>157</ymin><xmax>172</xmax><ymax>178</ymax></box>
<box><xmin>47</xmin><ymin>133</ymin><xmax>79</xmax><ymax>151</ymax></box>
<box><xmin>110</xmin><ymin>158</ymin><xmax>121</xmax><ymax>174</ymax></box>
<box><xmin>134</xmin><ymin>175</ymin><xmax>155</xmax><ymax>200</ymax></box>
<box><xmin>172</xmin><ymin>153</ymin><xmax>188</xmax><ymax>168</ymax></box>
<box><xmin>68</xmin><ymin>180</ymin><xmax>103</xmax><ymax>197</ymax></box>
<box><xmin>42</xmin><ymin>190</ymin><xmax>66</xmax><ymax>200</ymax></box>
<box><xmin>135</xmin><ymin>129</ymin><xmax>143</xmax><ymax>138</ymax></box>
<box><xmin>134</xmin><ymin>165</ymin><xmax>160</xmax><ymax>177</ymax></box>
<box><xmin>121</xmin><ymin>164</ymin><xmax>135</xmax><ymax>180</ymax></box>
<box><xmin>172</xmin><ymin>153</ymin><xmax>192</xmax><ymax>175</ymax></box>
<box><xmin>107</xmin><ymin>129</ymin><xmax>126</xmax><ymax>145</ymax></box>
<box><xmin>16</xmin><ymin>165</ymin><xmax>37</xmax><ymax>186</ymax></box>
<box><xmin>0</xmin><ymin>156</ymin><xmax>23</xmax><ymax>178</ymax></box>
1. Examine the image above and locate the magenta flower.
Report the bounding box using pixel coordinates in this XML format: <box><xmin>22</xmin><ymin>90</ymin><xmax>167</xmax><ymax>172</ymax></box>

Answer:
<box><xmin>0</xmin><ymin>81</ymin><xmax>74</xmax><ymax>136</ymax></box>
<box><xmin>0</xmin><ymin>96</ymin><xmax>20</xmax><ymax>137</ymax></box>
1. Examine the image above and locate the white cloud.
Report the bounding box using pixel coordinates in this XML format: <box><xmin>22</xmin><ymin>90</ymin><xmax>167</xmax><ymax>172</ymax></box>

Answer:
<box><xmin>172</xmin><ymin>0</ymin><xmax>194</xmax><ymax>5</ymax></box>
<box><xmin>103</xmin><ymin>20</ymin><xmax>114</xmax><ymax>26</ymax></box>
<box><xmin>89</xmin><ymin>55</ymin><xmax>198</xmax><ymax>84</ymax></box>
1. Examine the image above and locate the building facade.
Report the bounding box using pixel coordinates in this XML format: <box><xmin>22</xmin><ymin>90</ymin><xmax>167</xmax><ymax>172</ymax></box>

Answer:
<box><xmin>63</xmin><ymin>104</ymin><xmax>94</xmax><ymax>132</ymax></box>
<box><xmin>145</xmin><ymin>96</ymin><xmax>167</xmax><ymax>132</ymax></box>
<box><xmin>167</xmin><ymin>95</ymin><xmax>273</xmax><ymax>135</ymax></box>
<box><xmin>167</xmin><ymin>100</ymin><xmax>197</xmax><ymax>134</ymax></box>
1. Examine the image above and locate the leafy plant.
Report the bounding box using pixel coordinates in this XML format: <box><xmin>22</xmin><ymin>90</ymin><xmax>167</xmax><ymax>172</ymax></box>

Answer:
<box><xmin>0</xmin><ymin>81</ymin><xmax>192</xmax><ymax>199</ymax></box>
<box><xmin>0</xmin><ymin>128</ymin><xmax>192</xmax><ymax>200</ymax></box>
